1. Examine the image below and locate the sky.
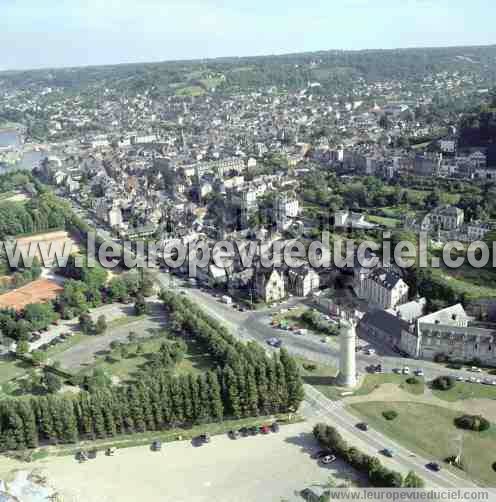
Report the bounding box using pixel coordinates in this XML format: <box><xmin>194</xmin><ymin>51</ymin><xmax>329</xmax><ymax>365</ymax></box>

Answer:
<box><xmin>0</xmin><ymin>0</ymin><xmax>495</xmax><ymax>71</ymax></box>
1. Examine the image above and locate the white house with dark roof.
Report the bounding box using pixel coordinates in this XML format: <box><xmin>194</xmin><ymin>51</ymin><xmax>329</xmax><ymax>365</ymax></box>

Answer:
<box><xmin>355</xmin><ymin>267</ymin><xmax>409</xmax><ymax>310</ymax></box>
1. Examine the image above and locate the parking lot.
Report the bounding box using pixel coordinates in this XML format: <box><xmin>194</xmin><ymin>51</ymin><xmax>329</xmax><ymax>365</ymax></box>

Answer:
<box><xmin>28</xmin><ymin>421</ymin><xmax>359</xmax><ymax>502</ymax></box>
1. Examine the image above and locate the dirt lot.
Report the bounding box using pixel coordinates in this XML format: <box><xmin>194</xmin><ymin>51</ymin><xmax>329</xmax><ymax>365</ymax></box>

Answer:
<box><xmin>0</xmin><ymin>422</ymin><xmax>354</xmax><ymax>502</ymax></box>
<box><xmin>0</xmin><ymin>278</ymin><xmax>63</xmax><ymax>311</ymax></box>
<box><xmin>15</xmin><ymin>230</ymin><xmax>79</xmax><ymax>267</ymax></box>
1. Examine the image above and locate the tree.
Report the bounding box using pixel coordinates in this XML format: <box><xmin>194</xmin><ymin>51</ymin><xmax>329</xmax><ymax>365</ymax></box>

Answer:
<box><xmin>404</xmin><ymin>471</ymin><xmax>425</xmax><ymax>488</ymax></box>
<box><xmin>120</xmin><ymin>344</ymin><xmax>130</xmax><ymax>359</ymax></box>
<box><xmin>79</xmin><ymin>313</ymin><xmax>95</xmax><ymax>335</ymax></box>
<box><xmin>134</xmin><ymin>294</ymin><xmax>148</xmax><ymax>316</ymax></box>
<box><xmin>95</xmin><ymin>315</ymin><xmax>107</xmax><ymax>335</ymax></box>
<box><xmin>43</xmin><ymin>372</ymin><xmax>63</xmax><ymax>394</ymax></box>
<box><xmin>16</xmin><ymin>340</ymin><xmax>29</xmax><ymax>356</ymax></box>
<box><xmin>23</xmin><ymin>303</ymin><xmax>57</xmax><ymax>331</ymax></box>
<box><xmin>31</xmin><ymin>350</ymin><xmax>48</xmax><ymax>366</ymax></box>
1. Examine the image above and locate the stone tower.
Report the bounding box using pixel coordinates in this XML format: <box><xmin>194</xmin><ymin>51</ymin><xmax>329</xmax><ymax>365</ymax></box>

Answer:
<box><xmin>338</xmin><ymin>319</ymin><xmax>357</xmax><ymax>387</ymax></box>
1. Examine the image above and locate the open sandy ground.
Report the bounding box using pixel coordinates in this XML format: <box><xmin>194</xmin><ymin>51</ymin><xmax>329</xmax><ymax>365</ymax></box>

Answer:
<box><xmin>0</xmin><ymin>421</ymin><xmax>357</xmax><ymax>502</ymax></box>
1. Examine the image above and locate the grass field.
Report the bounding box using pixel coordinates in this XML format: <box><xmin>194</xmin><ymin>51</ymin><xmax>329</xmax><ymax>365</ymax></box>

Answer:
<box><xmin>432</xmin><ymin>381</ymin><xmax>496</xmax><ymax>402</ymax></box>
<box><xmin>431</xmin><ymin>267</ymin><xmax>496</xmax><ymax>300</ymax></box>
<box><xmin>295</xmin><ymin>357</ymin><xmax>343</xmax><ymax>400</ymax></box>
<box><xmin>78</xmin><ymin>336</ymin><xmax>214</xmax><ymax>383</ymax></box>
<box><xmin>348</xmin><ymin>401</ymin><xmax>496</xmax><ymax>486</ymax></box>
<box><xmin>367</xmin><ymin>215</ymin><xmax>400</xmax><ymax>228</ymax></box>
<box><xmin>354</xmin><ymin>374</ymin><xmax>425</xmax><ymax>396</ymax></box>
<box><xmin>175</xmin><ymin>85</ymin><xmax>205</xmax><ymax>97</ymax></box>
<box><xmin>297</xmin><ymin>361</ymin><xmax>425</xmax><ymax>400</ymax></box>
<box><xmin>0</xmin><ymin>354</ymin><xmax>31</xmax><ymax>386</ymax></box>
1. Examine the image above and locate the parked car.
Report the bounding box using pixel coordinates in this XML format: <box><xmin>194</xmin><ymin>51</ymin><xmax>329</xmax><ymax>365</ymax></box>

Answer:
<box><xmin>381</xmin><ymin>448</ymin><xmax>394</xmax><ymax>458</ymax></box>
<box><xmin>470</xmin><ymin>366</ymin><xmax>482</xmax><ymax>373</ymax></box>
<box><xmin>271</xmin><ymin>422</ymin><xmax>280</xmax><ymax>433</ymax></box>
<box><xmin>414</xmin><ymin>368</ymin><xmax>424</xmax><ymax>376</ymax></box>
<box><xmin>311</xmin><ymin>449</ymin><xmax>333</xmax><ymax>460</ymax></box>
<box><xmin>151</xmin><ymin>440</ymin><xmax>162</xmax><ymax>451</ymax></box>
<box><xmin>228</xmin><ymin>430</ymin><xmax>240</xmax><ymax>440</ymax></box>
<box><xmin>426</xmin><ymin>462</ymin><xmax>441</xmax><ymax>472</ymax></box>
<box><xmin>248</xmin><ymin>426</ymin><xmax>259</xmax><ymax>436</ymax></box>
<box><xmin>199</xmin><ymin>433</ymin><xmax>210</xmax><ymax>443</ymax></box>
<box><xmin>239</xmin><ymin>427</ymin><xmax>249</xmax><ymax>437</ymax></box>
<box><xmin>356</xmin><ymin>422</ymin><xmax>368</xmax><ymax>431</ymax></box>
<box><xmin>456</xmin><ymin>376</ymin><xmax>464</xmax><ymax>382</ymax></box>
<box><xmin>402</xmin><ymin>367</ymin><xmax>410</xmax><ymax>375</ymax></box>
<box><xmin>320</xmin><ymin>454</ymin><xmax>336</xmax><ymax>465</ymax></box>
<box><xmin>260</xmin><ymin>425</ymin><xmax>270</xmax><ymax>434</ymax></box>
<box><xmin>267</xmin><ymin>338</ymin><xmax>282</xmax><ymax>348</ymax></box>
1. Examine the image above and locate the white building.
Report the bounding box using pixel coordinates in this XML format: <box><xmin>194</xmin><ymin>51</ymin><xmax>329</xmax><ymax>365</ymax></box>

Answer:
<box><xmin>356</xmin><ymin>267</ymin><xmax>409</xmax><ymax>310</ymax></box>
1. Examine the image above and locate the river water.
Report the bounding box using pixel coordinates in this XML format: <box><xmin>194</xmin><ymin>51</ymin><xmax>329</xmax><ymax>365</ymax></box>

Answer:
<box><xmin>0</xmin><ymin>130</ymin><xmax>45</xmax><ymax>171</ymax></box>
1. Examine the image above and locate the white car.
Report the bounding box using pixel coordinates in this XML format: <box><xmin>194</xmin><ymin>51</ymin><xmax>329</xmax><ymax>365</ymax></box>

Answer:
<box><xmin>366</xmin><ymin>348</ymin><xmax>376</xmax><ymax>355</ymax></box>
<box><xmin>320</xmin><ymin>454</ymin><xmax>336</xmax><ymax>465</ymax></box>
<box><xmin>456</xmin><ymin>376</ymin><xmax>464</xmax><ymax>382</ymax></box>
<box><xmin>414</xmin><ymin>369</ymin><xmax>424</xmax><ymax>376</ymax></box>
<box><xmin>402</xmin><ymin>367</ymin><xmax>410</xmax><ymax>375</ymax></box>
<box><xmin>470</xmin><ymin>366</ymin><xmax>482</xmax><ymax>373</ymax></box>
<box><xmin>467</xmin><ymin>376</ymin><xmax>476</xmax><ymax>383</ymax></box>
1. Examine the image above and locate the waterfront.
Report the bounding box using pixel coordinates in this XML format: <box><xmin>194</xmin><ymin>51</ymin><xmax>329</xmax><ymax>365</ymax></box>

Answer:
<box><xmin>0</xmin><ymin>129</ymin><xmax>45</xmax><ymax>171</ymax></box>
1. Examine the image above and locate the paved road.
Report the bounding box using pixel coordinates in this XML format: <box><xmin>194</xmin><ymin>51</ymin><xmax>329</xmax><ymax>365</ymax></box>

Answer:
<box><xmin>52</xmin><ymin>300</ymin><xmax>167</xmax><ymax>371</ymax></box>
<box><xmin>165</xmin><ymin>280</ymin><xmax>496</xmax><ymax>383</ymax></box>
<box><xmin>67</xmin><ymin>202</ymin><xmax>489</xmax><ymax>489</ymax></box>
<box><xmin>302</xmin><ymin>385</ymin><xmax>480</xmax><ymax>489</ymax></box>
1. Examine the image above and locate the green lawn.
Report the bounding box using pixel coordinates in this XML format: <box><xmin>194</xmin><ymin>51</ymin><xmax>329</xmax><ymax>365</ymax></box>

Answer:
<box><xmin>432</xmin><ymin>382</ymin><xmax>496</xmax><ymax>402</ymax></box>
<box><xmin>175</xmin><ymin>85</ymin><xmax>205</xmax><ymax>97</ymax></box>
<box><xmin>0</xmin><ymin>354</ymin><xmax>32</xmax><ymax>385</ymax></box>
<box><xmin>354</xmin><ymin>374</ymin><xmax>425</xmax><ymax>397</ymax></box>
<box><xmin>272</xmin><ymin>308</ymin><xmax>339</xmax><ymax>344</ymax></box>
<box><xmin>296</xmin><ymin>361</ymin><xmax>425</xmax><ymax>400</ymax></box>
<box><xmin>107</xmin><ymin>314</ymin><xmax>146</xmax><ymax>329</ymax></box>
<box><xmin>367</xmin><ymin>215</ymin><xmax>400</xmax><ymax>228</ymax></box>
<box><xmin>295</xmin><ymin>357</ymin><xmax>343</xmax><ymax>400</ymax></box>
<box><xmin>431</xmin><ymin>267</ymin><xmax>496</xmax><ymax>300</ymax></box>
<box><xmin>348</xmin><ymin>401</ymin><xmax>496</xmax><ymax>486</ymax></box>
<box><xmin>78</xmin><ymin>336</ymin><xmax>215</xmax><ymax>383</ymax></box>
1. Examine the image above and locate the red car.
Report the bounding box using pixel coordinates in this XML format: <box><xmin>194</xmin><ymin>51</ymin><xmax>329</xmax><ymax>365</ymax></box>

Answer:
<box><xmin>260</xmin><ymin>425</ymin><xmax>270</xmax><ymax>434</ymax></box>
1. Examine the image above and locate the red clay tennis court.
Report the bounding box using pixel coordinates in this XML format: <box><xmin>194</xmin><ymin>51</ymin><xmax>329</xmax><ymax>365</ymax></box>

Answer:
<box><xmin>0</xmin><ymin>278</ymin><xmax>63</xmax><ymax>311</ymax></box>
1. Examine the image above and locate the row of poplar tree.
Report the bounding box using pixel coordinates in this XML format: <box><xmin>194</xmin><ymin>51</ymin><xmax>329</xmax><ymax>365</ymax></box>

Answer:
<box><xmin>0</xmin><ymin>290</ymin><xmax>304</xmax><ymax>451</ymax></box>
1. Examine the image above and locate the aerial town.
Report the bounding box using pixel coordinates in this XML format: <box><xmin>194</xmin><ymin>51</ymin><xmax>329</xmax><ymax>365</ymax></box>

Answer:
<box><xmin>0</xmin><ymin>6</ymin><xmax>496</xmax><ymax>501</ymax></box>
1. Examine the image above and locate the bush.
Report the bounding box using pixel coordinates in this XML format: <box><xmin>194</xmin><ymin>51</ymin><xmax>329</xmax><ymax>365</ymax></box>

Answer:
<box><xmin>492</xmin><ymin>462</ymin><xmax>496</xmax><ymax>472</ymax></box>
<box><xmin>406</xmin><ymin>377</ymin><xmax>419</xmax><ymax>385</ymax></box>
<box><xmin>382</xmin><ymin>410</ymin><xmax>398</xmax><ymax>421</ymax></box>
<box><xmin>434</xmin><ymin>353</ymin><xmax>449</xmax><ymax>363</ymax></box>
<box><xmin>312</xmin><ymin>423</ymin><xmax>416</xmax><ymax>487</ymax></box>
<box><xmin>303</xmin><ymin>363</ymin><xmax>317</xmax><ymax>372</ymax></box>
<box><xmin>432</xmin><ymin>375</ymin><xmax>456</xmax><ymax>391</ymax></box>
<box><xmin>454</xmin><ymin>414</ymin><xmax>490</xmax><ymax>432</ymax></box>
